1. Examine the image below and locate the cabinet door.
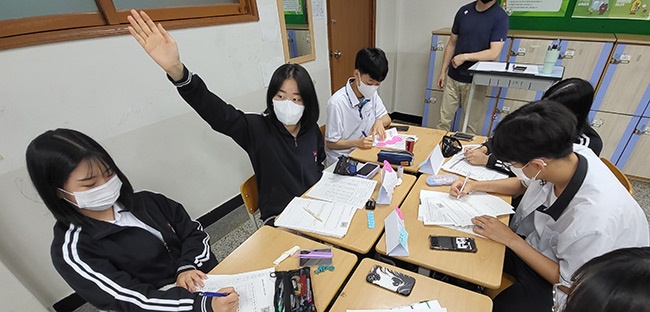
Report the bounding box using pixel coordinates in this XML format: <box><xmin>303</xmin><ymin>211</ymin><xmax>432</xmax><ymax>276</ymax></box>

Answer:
<box><xmin>484</xmin><ymin>98</ymin><xmax>529</xmax><ymax>134</ymax></box>
<box><xmin>427</xmin><ymin>34</ymin><xmax>450</xmax><ymax>91</ymax></box>
<box><xmin>620</xmin><ymin>117</ymin><xmax>650</xmax><ymax>178</ymax></box>
<box><xmin>424</xmin><ymin>89</ymin><xmax>445</xmax><ymax>128</ymax></box>
<box><xmin>589</xmin><ymin>111</ymin><xmax>638</xmax><ymax>161</ymax></box>
<box><xmin>503</xmin><ymin>38</ymin><xmax>553</xmax><ymax>102</ymax></box>
<box><xmin>594</xmin><ymin>44</ymin><xmax>650</xmax><ymax>115</ymax></box>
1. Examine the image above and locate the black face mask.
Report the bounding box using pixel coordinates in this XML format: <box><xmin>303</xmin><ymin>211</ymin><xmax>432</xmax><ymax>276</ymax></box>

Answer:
<box><xmin>480</xmin><ymin>0</ymin><xmax>493</xmax><ymax>3</ymax></box>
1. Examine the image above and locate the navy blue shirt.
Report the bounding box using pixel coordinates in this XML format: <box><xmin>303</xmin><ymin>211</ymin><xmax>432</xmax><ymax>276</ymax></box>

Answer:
<box><xmin>448</xmin><ymin>1</ymin><xmax>509</xmax><ymax>83</ymax></box>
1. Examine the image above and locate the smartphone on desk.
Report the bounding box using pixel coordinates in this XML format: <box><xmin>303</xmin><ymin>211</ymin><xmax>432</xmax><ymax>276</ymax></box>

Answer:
<box><xmin>429</xmin><ymin>236</ymin><xmax>477</xmax><ymax>253</ymax></box>
<box><xmin>451</xmin><ymin>132</ymin><xmax>475</xmax><ymax>141</ymax></box>
<box><xmin>356</xmin><ymin>162</ymin><xmax>380</xmax><ymax>179</ymax></box>
<box><xmin>393</xmin><ymin>125</ymin><xmax>410</xmax><ymax>132</ymax></box>
<box><xmin>366</xmin><ymin>264</ymin><xmax>416</xmax><ymax>296</ymax></box>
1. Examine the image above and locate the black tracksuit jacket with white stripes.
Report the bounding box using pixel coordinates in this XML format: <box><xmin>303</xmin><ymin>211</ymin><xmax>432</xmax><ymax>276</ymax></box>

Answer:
<box><xmin>51</xmin><ymin>191</ymin><xmax>219</xmax><ymax>312</ymax></box>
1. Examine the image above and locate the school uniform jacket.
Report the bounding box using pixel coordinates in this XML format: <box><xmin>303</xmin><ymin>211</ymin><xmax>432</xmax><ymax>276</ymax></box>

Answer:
<box><xmin>51</xmin><ymin>191</ymin><xmax>219</xmax><ymax>312</ymax></box>
<box><xmin>170</xmin><ymin>66</ymin><xmax>325</xmax><ymax>222</ymax></box>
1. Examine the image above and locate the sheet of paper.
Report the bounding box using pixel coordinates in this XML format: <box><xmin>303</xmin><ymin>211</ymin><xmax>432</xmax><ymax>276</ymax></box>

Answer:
<box><xmin>441</xmin><ymin>150</ymin><xmax>509</xmax><ymax>181</ymax></box>
<box><xmin>347</xmin><ymin>299</ymin><xmax>446</xmax><ymax>311</ymax></box>
<box><xmin>275</xmin><ymin>197</ymin><xmax>357</xmax><ymax>238</ymax></box>
<box><xmin>475</xmin><ymin>61</ymin><xmax>539</xmax><ymax>75</ymax></box>
<box><xmin>419</xmin><ymin>145</ymin><xmax>445</xmax><ymax>175</ymax></box>
<box><xmin>377</xmin><ymin>166</ymin><xmax>398</xmax><ymax>204</ymax></box>
<box><xmin>418</xmin><ymin>190</ymin><xmax>514</xmax><ymax>227</ymax></box>
<box><xmin>197</xmin><ymin>268</ymin><xmax>275</xmax><ymax>312</ymax></box>
<box><xmin>373</xmin><ymin>128</ymin><xmax>418</xmax><ymax>151</ymax></box>
<box><xmin>305</xmin><ymin>171</ymin><xmax>377</xmax><ymax>208</ymax></box>
<box><xmin>385</xmin><ymin>207</ymin><xmax>409</xmax><ymax>256</ymax></box>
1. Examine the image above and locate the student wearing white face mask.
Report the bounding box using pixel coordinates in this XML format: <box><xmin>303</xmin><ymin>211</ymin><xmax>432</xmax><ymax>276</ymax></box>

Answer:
<box><xmin>324</xmin><ymin>48</ymin><xmax>392</xmax><ymax>166</ymax></box>
<box><xmin>126</xmin><ymin>10</ymin><xmax>324</xmax><ymax>226</ymax></box>
<box><xmin>449</xmin><ymin>101</ymin><xmax>649</xmax><ymax>312</ymax></box>
<box><xmin>26</xmin><ymin>129</ymin><xmax>238</xmax><ymax>312</ymax></box>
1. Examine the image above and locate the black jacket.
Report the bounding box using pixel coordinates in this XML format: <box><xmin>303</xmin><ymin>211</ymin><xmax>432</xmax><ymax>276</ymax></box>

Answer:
<box><xmin>171</xmin><ymin>67</ymin><xmax>325</xmax><ymax>221</ymax></box>
<box><xmin>51</xmin><ymin>191</ymin><xmax>218</xmax><ymax>312</ymax></box>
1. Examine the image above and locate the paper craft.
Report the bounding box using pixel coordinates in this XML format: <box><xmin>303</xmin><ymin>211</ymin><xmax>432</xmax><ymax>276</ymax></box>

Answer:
<box><xmin>374</xmin><ymin>128</ymin><xmax>418</xmax><ymax>151</ymax></box>
<box><xmin>441</xmin><ymin>147</ymin><xmax>509</xmax><ymax>181</ymax></box>
<box><xmin>306</xmin><ymin>171</ymin><xmax>377</xmax><ymax>209</ymax></box>
<box><xmin>196</xmin><ymin>267</ymin><xmax>275</xmax><ymax>312</ymax></box>
<box><xmin>418</xmin><ymin>190</ymin><xmax>514</xmax><ymax>227</ymax></box>
<box><xmin>384</xmin><ymin>207</ymin><xmax>409</xmax><ymax>257</ymax></box>
<box><xmin>377</xmin><ymin>160</ymin><xmax>397</xmax><ymax>204</ymax></box>
<box><xmin>275</xmin><ymin>197</ymin><xmax>357</xmax><ymax>238</ymax></box>
<box><xmin>418</xmin><ymin>145</ymin><xmax>445</xmax><ymax>175</ymax></box>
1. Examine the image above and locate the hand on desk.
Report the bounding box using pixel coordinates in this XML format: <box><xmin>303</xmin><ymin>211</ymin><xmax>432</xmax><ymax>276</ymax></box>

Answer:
<box><xmin>357</xmin><ymin>136</ymin><xmax>374</xmax><ymax>149</ymax></box>
<box><xmin>449</xmin><ymin>178</ymin><xmax>476</xmax><ymax>198</ymax></box>
<box><xmin>370</xmin><ymin>120</ymin><xmax>387</xmax><ymax>141</ymax></box>
<box><xmin>471</xmin><ymin>215</ymin><xmax>519</xmax><ymax>247</ymax></box>
<box><xmin>464</xmin><ymin>147</ymin><xmax>489</xmax><ymax>166</ymax></box>
<box><xmin>210</xmin><ymin>287</ymin><xmax>239</xmax><ymax>312</ymax></box>
<box><xmin>176</xmin><ymin>269</ymin><xmax>207</xmax><ymax>292</ymax></box>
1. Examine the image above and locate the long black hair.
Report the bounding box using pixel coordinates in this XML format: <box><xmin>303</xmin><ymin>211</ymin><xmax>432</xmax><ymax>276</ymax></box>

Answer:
<box><xmin>265</xmin><ymin>63</ymin><xmax>319</xmax><ymax>128</ymax></box>
<box><xmin>542</xmin><ymin>78</ymin><xmax>594</xmax><ymax>133</ymax></box>
<box><xmin>25</xmin><ymin>129</ymin><xmax>134</xmax><ymax>225</ymax></box>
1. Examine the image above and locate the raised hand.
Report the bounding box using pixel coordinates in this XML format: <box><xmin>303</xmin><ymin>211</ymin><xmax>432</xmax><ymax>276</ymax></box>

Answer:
<box><xmin>127</xmin><ymin>10</ymin><xmax>184</xmax><ymax>80</ymax></box>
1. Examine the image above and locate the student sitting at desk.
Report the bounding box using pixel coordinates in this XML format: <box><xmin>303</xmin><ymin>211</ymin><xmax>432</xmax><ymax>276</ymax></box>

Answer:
<box><xmin>464</xmin><ymin>78</ymin><xmax>604</xmax><ymax>175</ymax></box>
<box><xmin>449</xmin><ymin>101</ymin><xmax>649</xmax><ymax>312</ymax></box>
<box><xmin>127</xmin><ymin>10</ymin><xmax>325</xmax><ymax>226</ymax></box>
<box><xmin>26</xmin><ymin>129</ymin><xmax>238</xmax><ymax>312</ymax></box>
<box><xmin>324</xmin><ymin>48</ymin><xmax>392</xmax><ymax>166</ymax></box>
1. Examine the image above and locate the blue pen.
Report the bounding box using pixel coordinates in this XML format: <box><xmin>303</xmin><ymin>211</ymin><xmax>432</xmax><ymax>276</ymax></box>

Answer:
<box><xmin>362</xmin><ymin>131</ymin><xmax>368</xmax><ymax>137</ymax></box>
<box><xmin>199</xmin><ymin>292</ymin><xmax>228</xmax><ymax>297</ymax></box>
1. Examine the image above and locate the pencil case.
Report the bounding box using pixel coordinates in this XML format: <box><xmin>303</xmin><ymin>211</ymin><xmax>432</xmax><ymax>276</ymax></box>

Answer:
<box><xmin>377</xmin><ymin>150</ymin><xmax>414</xmax><ymax>166</ymax></box>
<box><xmin>272</xmin><ymin>267</ymin><xmax>316</xmax><ymax>312</ymax></box>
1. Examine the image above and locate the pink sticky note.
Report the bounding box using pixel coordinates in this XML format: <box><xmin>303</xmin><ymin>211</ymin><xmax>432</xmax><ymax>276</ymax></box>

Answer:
<box><xmin>395</xmin><ymin>206</ymin><xmax>404</xmax><ymax>220</ymax></box>
<box><xmin>383</xmin><ymin>160</ymin><xmax>393</xmax><ymax>172</ymax></box>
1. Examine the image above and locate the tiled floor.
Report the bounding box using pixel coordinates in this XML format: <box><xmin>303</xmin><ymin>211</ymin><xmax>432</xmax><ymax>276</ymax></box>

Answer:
<box><xmin>73</xmin><ymin>179</ymin><xmax>650</xmax><ymax>311</ymax></box>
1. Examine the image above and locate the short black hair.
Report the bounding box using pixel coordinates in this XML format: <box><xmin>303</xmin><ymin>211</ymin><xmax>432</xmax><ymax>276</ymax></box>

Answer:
<box><xmin>25</xmin><ymin>129</ymin><xmax>134</xmax><ymax>225</ymax></box>
<box><xmin>542</xmin><ymin>78</ymin><xmax>594</xmax><ymax>133</ymax></box>
<box><xmin>564</xmin><ymin>247</ymin><xmax>650</xmax><ymax>312</ymax></box>
<box><xmin>491</xmin><ymin>100</ymin><xmax>577</xmax><ymax>164</ymax></box>
<box><xmin>265</xmin><ymin>63</ymin><xmax>319</xmax><ymax>127</ymax></box>
<box><xmin>355</xmin><ymin>48</ymin><xmax>389</xmax><ymax>82</ymax></box>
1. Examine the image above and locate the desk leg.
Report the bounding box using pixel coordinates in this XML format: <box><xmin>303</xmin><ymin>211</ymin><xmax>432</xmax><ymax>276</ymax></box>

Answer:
<box><xmin>462</xmin><ymin>82</ymin><xmax>476</xmax><ymax>133</ymax></box>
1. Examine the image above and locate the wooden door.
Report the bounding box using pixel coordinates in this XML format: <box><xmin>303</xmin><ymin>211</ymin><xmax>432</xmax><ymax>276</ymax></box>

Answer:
<box><xmin>327</xmin><ymin>0</ymin><xmax>375</xmax><ymax>93</ymax></box>
<box><xmin>590</xmin><ymin>111</ymin><xmax>637</xmax><ymax>160</ymax></box>
<box><xmin>596</xmin><ymin>44</ymin><xmax>650</xmax><ymax>115</ymax></box>
<box><xmin>621</xmin><ymin>117</ymin><xmax>650</xmax><ymax>178</ymax></box>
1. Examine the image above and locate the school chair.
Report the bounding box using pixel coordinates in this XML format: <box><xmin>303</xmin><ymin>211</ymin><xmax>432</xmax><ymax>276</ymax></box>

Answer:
<box><xmin>319</xmin><ymin>124</ymin><xmax>326</xmax><ymax>141</ymax></box>
<box><xmin>483</xmin><ymin>273</ymin><xmax>516</xmax><ymax>299</ymax></box>
<box><xmin>240</xmin><ymin>175</ymin><xmax>259</xmax><ymax>229</ymax></box>
<box><xmin>600</xmin><ymin>157</ymin><xmax>633</xmax><ymax>195</ymax></box>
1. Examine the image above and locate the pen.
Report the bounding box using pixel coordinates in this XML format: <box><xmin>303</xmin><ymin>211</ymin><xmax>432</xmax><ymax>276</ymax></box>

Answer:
<box><xmin>362</xmin><ymin>130</ymin><xmax>368</xmax><ymax>137</ymax></box>
<box><xmin>303</xmin><ymin>207</ymin><xmax>323</xmax><ymax>222</ymax></box>
<box><xmin>199</xmin><ymin>292</ymin><xmax>228</xmax><ymax>297</ymax></box>
<box><xmin>457</xmin><ymin>175</ymin><xmax>469</xmax><ymax>199</ymax></box>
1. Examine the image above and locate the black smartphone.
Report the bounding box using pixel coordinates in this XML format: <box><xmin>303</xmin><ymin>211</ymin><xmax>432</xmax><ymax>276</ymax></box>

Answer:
<box><xmin>366</xmin><ymin>264</ymin><xmax>416</xmax><ymax>296</ymax></box>
<box><xmin>451</xmin><ymin>132</ymin><xmax>475</xmax><ymax>141</ymax></box>
<box><xmin>393</xmin><ymin>125</ymin><xmax>410</xmax><ymax>132</ymax></box>
<box><xmin>429</xmin><ymin>236</ymin><xmax>477</xmax><ymax>253</ymax></box>
<box><xmin>355</xmin><ymin>163</ymin><xmax>380</xmax><ymax>179</ymax></box>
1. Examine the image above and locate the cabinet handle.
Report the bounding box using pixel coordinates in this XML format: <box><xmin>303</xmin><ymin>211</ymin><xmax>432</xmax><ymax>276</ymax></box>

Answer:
<box><xmin>609</xmin><ymin>57</ymin><xmax>630</xmax><ymax>65</ymax></box>
<box><xmin>424</xmin><ymin>98</ymin><xmax>437</xmax><ymax>104</ymax></box>
<box><xmin>591</xmin><ymin>119</ymin><xmax>604</xmax><ymax>128</ymax></box>
<box><xmin>633</xmin><ymin>127</ymin><xmax>650</xmax><ymax>135</ymax></box>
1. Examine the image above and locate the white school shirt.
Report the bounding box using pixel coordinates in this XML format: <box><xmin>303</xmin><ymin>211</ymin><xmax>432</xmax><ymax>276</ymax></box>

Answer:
<box><xmin>324</xmin><ymin>78</ymin><xmax>389</xmax><ymax>166</ymax></box>
<box><xmin>111</xmin><ymin>202</ymin><xmax>164</xmax><ymax>242</ymax></box>
<box><xmin>510</xmin><ymin>144</ymin><xmax>649</xmax><ymax>306</ymax></box>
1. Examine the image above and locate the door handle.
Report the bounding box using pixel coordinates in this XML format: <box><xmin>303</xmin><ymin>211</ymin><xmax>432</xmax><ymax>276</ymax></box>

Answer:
<box><xmin>590</xmin><ymin>119</ymin><xmax>604</xmax><ymax>128</ymax></box>
<box><xmin>330</xmin><ymin>50</ymin><xmax>342</xmax><ymax>58</ymax></box>
<box><xmin>633</xmin><ymin>127</ymin><xmax>650</xmax><ymax>135</ymax></box>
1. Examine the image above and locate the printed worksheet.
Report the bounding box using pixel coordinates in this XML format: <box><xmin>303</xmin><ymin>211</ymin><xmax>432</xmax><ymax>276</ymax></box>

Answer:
<box><xmin>196</xmin><ymin>268</ymin><xmax>275</xmax><ymax>312</ymax></box>
<box><xmin>441</xmin><ymin>148</ymin><xmax>509</xmax><ymax>181</ymax></box>
<box><xmin>305</xmin><ymin>171</ymin><xmax>377</xmax><ymax>209</ymax></box>
<box><xmin>418</xmin><ymin>190</ymin><xmax>514</xmax><ymax>227</ymax></box>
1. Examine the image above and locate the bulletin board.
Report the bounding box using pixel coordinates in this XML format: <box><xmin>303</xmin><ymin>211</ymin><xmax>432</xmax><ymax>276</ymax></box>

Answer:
<box><xmin>504</xmin><ymin>0</ymin><xmax>650</xmax><ymax>35</ymax></box>
<box><xmin>284</xmin><ymin>0</ymin><xmax>308</xmax><ymax>25</ymax></box>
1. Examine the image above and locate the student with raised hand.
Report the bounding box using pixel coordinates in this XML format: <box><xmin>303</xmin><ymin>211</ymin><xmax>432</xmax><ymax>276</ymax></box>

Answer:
<box><xmin>464</xmin><ymin>78</ymin><xmax>603</xmax><ymax>173</ymax></box>
<box><xmin>324</xmin><ymin>48</ymin><xmax>391</xmax><ymax>166</ymax></box>
<box><xmin>26</xmin><ymin>129</ymin><xmax>238</xmax><ymax>312</ymax></box>
<box><xmin>449</xmin><ymin>101</ymin><xmax>649</xmax><ymax>312</ymax></box>
<box><xmin>126</xmin><ymin>10</ymin><xmax>324</xmax><ymax>226</ymax></box>
<box><xmin>561</xmin><ymin>247</ymin><xmax>650</xmax><ymax>312</ymax></box>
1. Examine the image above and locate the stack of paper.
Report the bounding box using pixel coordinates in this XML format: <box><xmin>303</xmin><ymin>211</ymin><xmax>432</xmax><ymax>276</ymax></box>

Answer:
<box><xmin>347</xmin><ymin>299</ymin><xmax>447</xmax><ymax>311</ymax></box>
<box><xmin>305</xmin><ymin>171</ymin><xmax>377</xmax><ymax>209</ymax></box>
<box><xmin>275</xmin><ymin>197</ymin><xmax>357</xmax><ymax>238</ymax></box>
<box><xmin>441</xmin><ymin>147</ymin><xmax>509</xmax><ymax>181</ymax></box>
<box><xmin>196</xmin><ymin>267</ymin><xmax>275</xmax><ymax>312</ymax></box>
<box><xmin>373</xmin><ymin>128</ymin><xmax>418</xmax><ymax>151</ymax></box>
<box><xmin>418</xmin><ymin>190</ymin><xmax>514</xmax><ymax>227</ymax></box>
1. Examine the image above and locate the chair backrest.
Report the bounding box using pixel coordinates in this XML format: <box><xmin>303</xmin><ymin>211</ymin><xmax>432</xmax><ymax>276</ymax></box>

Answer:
<box><xmin>600</xmin><ymin>157</ymin><xmax>633</xmax><ymax>195</ymax></box>
<box><xmin>240</xmin><ymin>175</ymin><xmax>259</xmax><ymax>215</ymax></box>
<box><xmin>319</xmin><ymin>124</ymin><xmax>326</xmax><ymax>141</ymax></box>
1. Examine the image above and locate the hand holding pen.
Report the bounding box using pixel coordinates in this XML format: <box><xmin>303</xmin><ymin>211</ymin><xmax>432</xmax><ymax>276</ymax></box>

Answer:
<box><xmin>450</xmin><ymin>176</ymin><xmax>474</xmax><ymax>199</ymax></box>
<box><xmin>358</xmin><ymin>130</ymin><xmax>374</xmax><ymax>149</ymax></box>
<box><xmin>206</xmin><ymin>287</ymin><xmax>239</xmax><ymax>312</ymax></box>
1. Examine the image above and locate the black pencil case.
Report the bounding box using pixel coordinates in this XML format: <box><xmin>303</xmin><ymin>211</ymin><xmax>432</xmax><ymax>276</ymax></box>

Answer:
<box><xmin>272</xmin><ymin>267</ymin><xmax>316</xmax><ymax>312</ymax></box>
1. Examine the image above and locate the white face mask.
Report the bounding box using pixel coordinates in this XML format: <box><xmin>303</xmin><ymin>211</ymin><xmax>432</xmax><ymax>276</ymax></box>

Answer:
<box><xmin>510</xmin><ymin>161</ymin><xmax>543</xmax><ymax>187</ymax></box>
<box><xmin>273</xmin><ymin>99</ymin><xmax>304</xmax><ymax>126</ymax></box>
<box><xmin>59</xmin><ymin>175</ymin><xmax>122</xmax><ymax>211</ymax></box>
<box><xmin>357</xmin><ymin>76</ymin><xmax>379</xmax><ymax>99</ymax></box>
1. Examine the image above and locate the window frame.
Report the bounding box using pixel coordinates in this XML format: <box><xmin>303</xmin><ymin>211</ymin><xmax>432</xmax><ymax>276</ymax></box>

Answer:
<box><xmin>0</xmin><ymin>0</ymin><xmax>259</xmax><ymax>51</ymax></box>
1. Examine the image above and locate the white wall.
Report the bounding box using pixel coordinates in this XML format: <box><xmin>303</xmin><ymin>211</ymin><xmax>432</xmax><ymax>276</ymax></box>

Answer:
<box><xmin>376</xmin><ymin>0</ymin><xmax>470</xmax><ymax>116</ymax></box>
<box><xmin>0</xmin><ymin>0</ymin><xmax>331</xmax><ymax>308</ymax></box>
<box><xmin>0</xmin><ymin>259</ymin><xmax>48</xmax><ymax>312</ymax></box>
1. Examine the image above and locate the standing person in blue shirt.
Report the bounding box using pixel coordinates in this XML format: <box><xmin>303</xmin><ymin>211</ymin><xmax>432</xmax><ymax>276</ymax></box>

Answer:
<box><xmin>325</xmin><ymin>48</ymin><xmax>392</xmax><ymax>166</ymax></box>
<box><xmin>127</xmin><ymin>10</ymin><xmax>325</xmax><ymax>226</ymax></box>
<box><xmin>436</xmin><ymin>0</ymin><xmax>509</xmax><ymax>134</ymax></box>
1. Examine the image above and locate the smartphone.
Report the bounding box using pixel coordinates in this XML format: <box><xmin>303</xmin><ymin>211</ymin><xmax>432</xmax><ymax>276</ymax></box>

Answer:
<box><xmin>429</xmin><ymin>236</ymin><xmax>477</xmax><ymax>253</ymax></box>
<box><xmin>393</xmin><ymin>125</ymin><xmax>410</xmax><ymax>132</ymax></box>
<box><xmin>366</xmin><ymin>264</ymin><xmax>416</xmax><ymax>296</ymax></box>
<box><xmin>356</xmin><ymin>163</ymin><xmax>380</xmax><ymax>179</ymax></box>
<box><xmin>451</xmin><ymin>132</ymin><xmax>475</xmax><ymax>141</ymax></box>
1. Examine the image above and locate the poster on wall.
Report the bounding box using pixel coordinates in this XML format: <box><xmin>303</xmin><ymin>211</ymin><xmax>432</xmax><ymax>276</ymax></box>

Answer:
<box><xmin>572</xmin><ymin>0</ymin><xmax>650</xmax><ymax>20</ymax></box>
<box><xmin>502</xmin><ymin>0</ymin><xmax>571</xmax><ymax>17</ymax></box>
<box><xmin>283</xmin><ymin>0</ymin><xmax>303</xmax><ymax>15</ymax></box>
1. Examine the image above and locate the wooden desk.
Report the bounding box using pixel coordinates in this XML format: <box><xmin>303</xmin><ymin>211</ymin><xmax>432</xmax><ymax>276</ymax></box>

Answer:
<box><xmin>329</xmin><ymin>258</ymin><xmax>493</xmax><ymax>312</ymax></box>
<box><xmin>209</xmin><ymin>226</ymin><xmax>358</xmax><ymax>312</ymax></box>
<box><xmin>349</xmin><ymin>126</ymin><xmax>447</xmax><ymax>174</ymax></box>
<box><xmin>294</xmin><ymin>173</ymin><xmax>417</xmax><ymax>254</ymax></box>
<box><xmin>376</xmin><ymin>175</ymin><xmax>510</xmax><ymax>289</ymax></box>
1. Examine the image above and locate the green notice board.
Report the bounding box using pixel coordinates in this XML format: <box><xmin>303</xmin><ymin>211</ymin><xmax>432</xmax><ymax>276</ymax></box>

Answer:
<box><xmin>505</xmin><ymin>0</ymin><xmax>650</xmax><ymax>35</ymax></box>
<box><xmin>284</xmin><ymin>0</ymin><xmax>308</xmax><ymax>25</ymax></box>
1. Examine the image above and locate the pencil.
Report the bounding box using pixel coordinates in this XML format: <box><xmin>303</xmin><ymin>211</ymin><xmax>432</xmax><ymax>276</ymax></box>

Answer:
<box><xmin>457</xmin><ymin>175</ymin><xmax>469</xmax><ymax>199</ymax></box>
<box><xmin>303</xmin><ymin>207</ymin><xmax>323</xmax><ymax>222</ymax></box>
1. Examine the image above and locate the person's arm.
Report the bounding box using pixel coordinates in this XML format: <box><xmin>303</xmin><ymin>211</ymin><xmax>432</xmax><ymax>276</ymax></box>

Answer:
<box><xmin>437</xmin><ymin>34</ymin><xmax>458</xmax><ymax>89</ymax></box>
<box><xmin>369</xmin><ymin>96</ymin><xmax>391</xmax><ymax>140</ymax></box>
<box><xmin>316</xmin><ymin>127</ymin><xmax>326</xmax><ymax>172</ymax></box>
<box><xmin>325</xmin><ymin>97</ymin><xmax>373</xmax><ymax>150</ymax></box>
<box><xmin>452</xmin><ymin>41</ymin><xmax>505</xmax><ymax>68</ymax></box>
<box><xmin>449</xmin><ymin>176</ymin><xmax>525</xmax><ymax>198</ymax></box>
<box><xmin>326</xmin><ymin>137</ymin><xmax>373</xmax><ymax>150</ymax></box>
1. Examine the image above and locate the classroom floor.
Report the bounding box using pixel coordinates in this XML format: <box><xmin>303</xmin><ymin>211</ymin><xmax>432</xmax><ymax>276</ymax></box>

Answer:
<box><xmin>73</xmin><ymin>179</ymin><xmax>650</xmax><ymax>312</ymax></box>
